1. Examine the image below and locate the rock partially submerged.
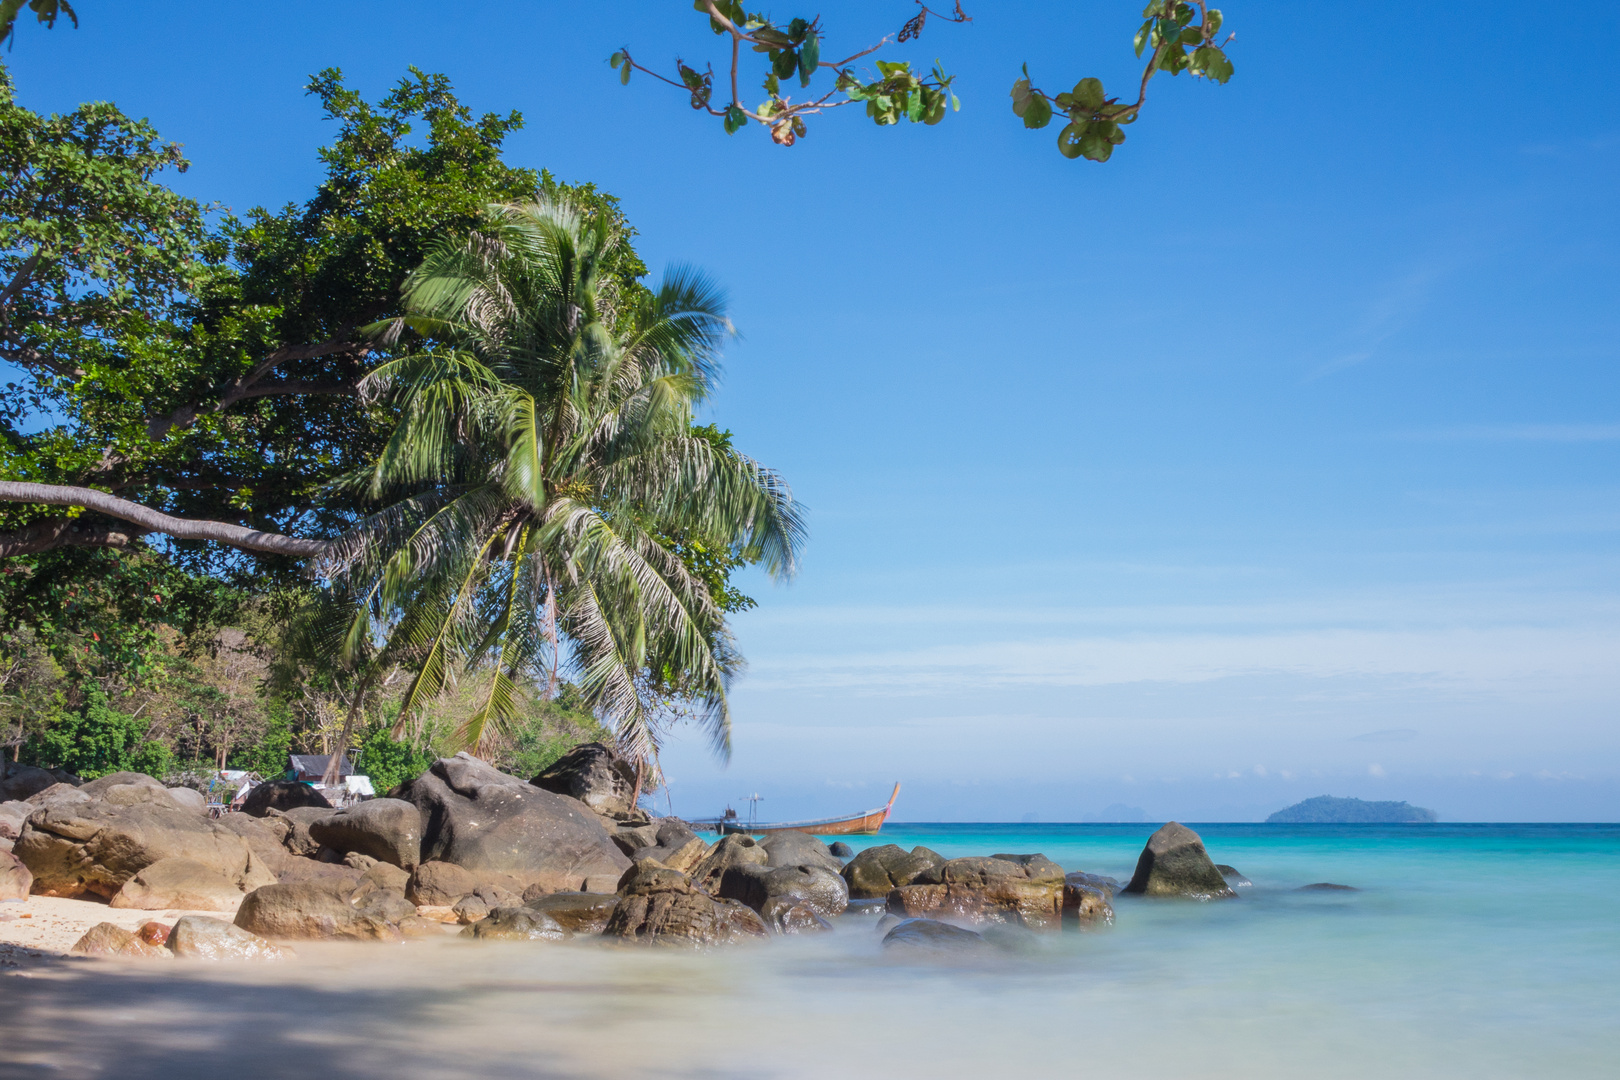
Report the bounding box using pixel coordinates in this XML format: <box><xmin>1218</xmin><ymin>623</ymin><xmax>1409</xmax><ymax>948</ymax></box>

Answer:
<box><xmin>234</xmin><ymin>881</ymin><xmax>404</xmax><ymax>941</ymax></box>
<box><xmin>168</xmin><ymin>915</ymin><xmax>290</xmax><ymax>960</ymax></box>
<box><xmin>842</xmin><ymin>844</ymin><xmax>945</xmax><ymax>900</ymax></box>
<box><xmin>603</xmin><ymin>860</ymin><xmax>768</xmax><ymax>947</ymax></box>
<box><xmin>524</xmin><ymin>891</ymin><xmax>620</xmax><ymax>935</ymax></box>
<box><xmin>460</xmin><ymin>906</ymin><xmax>566</xmax><ymax>941</ymax></box>
<box><xmin>882</xmin><ymin>918</ymin><xmax>988</xmax><ymax>953</ymax></box>
<box><xmin>887</xmin><ymin>854</ymin><xmax>1066</xmax><ymax>930</ymax></box>
<box><xmin>70</xmin><ymin>922</ymin><xmax>170</xmax><ymax>959</ymax></box>
<box><xmin>1123</xmin><ymin>823</ymin><xmax>1235</xmax><ymax>900</ymax></box>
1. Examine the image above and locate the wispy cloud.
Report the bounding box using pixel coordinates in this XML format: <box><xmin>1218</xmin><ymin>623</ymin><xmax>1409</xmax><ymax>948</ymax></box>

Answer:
<box><xmin>1387</xmin><ymin>424</ymin><xmax>1620</xmax><ymax>443</ymax></box>
<box><xmin>1352</xmin><ymin>728</ymin><xmax>1418</xmax><ymax>743</ymax></box>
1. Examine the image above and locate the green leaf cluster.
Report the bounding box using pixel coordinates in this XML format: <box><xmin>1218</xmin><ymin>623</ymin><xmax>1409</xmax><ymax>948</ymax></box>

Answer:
<box><xmin>1135</xmin><ymin>2</ymin><xmax>1233</xmax><ymax>82</ymax></box>
<box><xmin>838</xmin><ymin>61</ymin><xmax>958</xmax><ymax>127</ymax></box>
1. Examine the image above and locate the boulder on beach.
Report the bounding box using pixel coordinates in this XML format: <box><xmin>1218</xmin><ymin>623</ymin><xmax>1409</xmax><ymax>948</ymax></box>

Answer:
<box><xmin>460</xmin><ymin>905</ymin><xmax>566</xmax><ymax>941</ymax></box>
<box><xmin>603</xmin><ymin>860</ymin><xmax>769</xmax><ymax>947</ymax></box>
<box><xmin>266</xmin><ymin>806</ymin><xmax>332</xmax><ymax>857</ymax></box>
<box><xmin>406</xmin><ymin>860</ymin><xmax>478</xmax><ymax>907</ymax></box>
<box><xmin>531</xmin><ymin>742</ymin><xmax>637</xmax><ymax>815</ymax></box>
<box><xmin>1122</xmin><ymin>822</ymin><xmax>1236</xmax><ymax>900</ymax></box>
<box><xmin>842</xmin><ymin>844</ymin><xmax>945</xmax><ymax>900</ymax></box>
<box><xmin>690</xmin><ymin>834</ymin><xmax>768</xmax><ymax>894</ymax></box>
<box><xmin>523</xmin><ymin>891</ymin><xmax>620</xmax><ymax>935</ymax></box>
<box><xmin>0</xmin><ymin>849</ymin><xmax>32</xmax><ymax>901</ymax></box>
<box><xmin>887</xmin><ymin>854</ymin><xmax>1066</xmax><ymax>930</ymax></box>
<box><xmin>166</xmin><ymin>787</ymin><xmax>207</xmax><ymax>812</ymax></box>
<box><xmin>241</xmin><ymin>781</ymin><xmax>332</xmax><ymax>817</ymax></box>
<box><xmin>17</xmin><ymin>796</ymin><xmax>276</xmax><ymax>899</ymax></box>
<box><xmin>215</xmin><ymin>813</ymin><xmax>290</xmax><ymax>876</ymax></box>
<box><xmin>233</xmin><ymin>881</ymin><xmax>403</xmax><ymax>941</ymax></box>
<box><xmin>625</xmin><ymin>818</ymin><xmax>708</xmax><ymax>873</ymax></box>
<box><xmin>307</xmin><ymin>798</ymin><xmax>422</xmax><ymax>869</ymax></box>
<box><xmin>711</xmin><ymin>862</ymin><xmax>849</xmax><ymax>922</ymax></box>
<box><xmin>168</xmin><ymin>915</ymin><xmax>291</xmax><ymax>960</ymax></box>
<box><xmin>70</xmin><ymin>922</ymin><xmax>170</xmax><ymax>959</ymax></box>
<box><xmin>0</xmin><ymin>800</ymin><xmax>32</xmax><ymax>840</ymax></box>
<box><xmin>881</xmin><ymin>917</ymin><xmax>988</xmax><ymax>953</ymax></box>
<box><xmin>275</xmin><ymin>855</ymin><xmax>364</xmax><ymax>892</ymax></box>
<box><xmin>79</xmin><ymin>773</ymin><xmax>197</xmax><ymax>812</ymax></box>
<box><xmin>758</xmin><ymin>831</ymin><xmax>843</xmax><ymax>874</ymax></box>
<box><xmin>109</xmin><ymin>857</ymin><xmax>245</xmax><ymax>911</ymax></box>
<box><xmin>401</xmin><ymin>753</ymin><xmax>629</xmax><ymax>893</ymax></box>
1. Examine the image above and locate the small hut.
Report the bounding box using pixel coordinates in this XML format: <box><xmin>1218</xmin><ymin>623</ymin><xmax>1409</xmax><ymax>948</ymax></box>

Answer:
<box><xmin>287</xmin><ymin>753</ymin><xmax>354</xmax><ymax>783</ymax></box>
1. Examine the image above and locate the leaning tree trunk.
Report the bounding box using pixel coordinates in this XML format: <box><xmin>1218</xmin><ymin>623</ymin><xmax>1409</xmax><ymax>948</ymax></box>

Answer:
<box><xmin>321</xmin><ymin>672</ymin><xmax>373</xmax><ymax>788</ymax></box>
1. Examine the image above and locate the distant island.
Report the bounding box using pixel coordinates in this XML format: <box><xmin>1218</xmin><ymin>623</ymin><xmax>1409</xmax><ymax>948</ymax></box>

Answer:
<box><xmin>1267</xmin><ymin>796</ymin><xmax>1438</xmax><ymax>824</ymax></box>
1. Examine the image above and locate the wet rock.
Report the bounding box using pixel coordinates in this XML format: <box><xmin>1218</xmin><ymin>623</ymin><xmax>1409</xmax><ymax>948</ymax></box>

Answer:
<box><xmin>407</xmin><ymin>860</ymin><xmax>478</xmax><ymax>907</ymax></box>
<box><xmin>16</xmin><ymin>798</ymin><xmax>276</xmax><ymax>899</ymax></box>
<box><xmin>241</xmin><ymin>781</ymin><xmax>332</xmax><ymax>817</ymax></box>
<box><xmin>1062</xmin><ymin>881</ymin><xmax>1114</xmax><ymax>927</ymax></box>
<box><xmin>0</xmin><ymin>849</ymin><xmax>32</xmax><ymax>901</ymax></box>
<box><xmin>531</xmin><ymin>743</ymin><xmax>637</xmax><ymax>815</ymax></box>
<box><xmin>1123</xmin><ymin>823</ymin><xmax>1236</xmax><ymax>900</ymax></box>
<box><xmin>215</xmin><ymin>813</ymin><xmax>289</xmax><ymax>876</ymax></box>
<box><xmin>399</xmin><ymin>915</ymin><xmax>447</xmax><ymax>938</ymax></box>
<box><xmin>841</xmin><ymin>844</ymin><xmax>945</xmax><ymax>900</ymax></box>
<box><xmin>888</xmin><ymin>854</ymin><xmax>1066</xmax><ymax>929</ymax></box>
<box><xmin>523</xmin><ymin>891</ymin><xmax>620</xmax><ymax>935</ymax></box>
<box><xmin>758</xmin><ymin>831</ymin><xmax>843</xmax><ymax>873</ymax></box>
<box><xmin>719</xmin><ymin>863</ymin><xmax>849</xmax><ymax>920</ymax></box>
<box><xmin>168</xmin><ymin>915</ymin><xmax>291</xmax><ymax>960</ymax></box>
<box><xmin>109</xmin><ymin>857</ymin><xmax>245</xmax><ymax>911</ymax></box>
<box><xmin>603</xmin><ymin>860</ymin><xmax>769</xmax><ymax>947</ymax></box>
<box><xmin>460</xmin><ymin>905</ymin><xmax>566</xmax><ymax>941</ymax></box>
<box><xmin>0</xmin><ymin>762</ymin><xmax>59</xmax><ymax>801</ymax></box>
<box><xmin>1065</xmin><ymin>871</ymin><xmax>1122</xmax><ymax>896</ymax></box>
<box><xmin>881</xmin><ymin>918</ymin><xmax>988</xmax><ymax>953</ymax></box>
<box><xmin>842</xmin><ymin>898</ymin><xmax>888</xmax><ymax>918</ymax></box>
<box><xmin>827</xmin><ymin>841</ymin><xmax>854</xmax><ymax>859</ymax></box>
<box><xmin>69</xmin><ymin>922</ymin><xmax>169</xmax><ymax>959</ymax></box>
<box><xmin>233</xmin><ymin>881</ymin><xmax>403</xmax><ymax>941</ymax></box>
<box><xmin>627</xmin><ymin>818</ymin><xmax>708</xmax><ymax>873</ymax></box>
<box><xmin>399</xmin><ymin>753</ymin><xmax>629</xmax><ymax>892</ymax></box>
<box><xmin>134</xmin><ymin>921</ymin><xmax>171</xmax><ymax>946</ymax></box>
<box><xmin>352</xmin><ymin>886</ymin><xmax>417</xmax><ymax>923</ymax></box>
<box><xmin>1216</xmin><ymin>864</ymin><xmax>1252</xmax><ymax>887</ymax></box>
<box><xmin>690</xmin><ymin>833</ymin><xmax>769</xmax><ymax>893</ymax></box>
<box><xmin>307</xmin><ymin>798</ymin><xmax>421</xmax><ymax>869</ymax></box>
<box><xmin>1298</xmin><ymin>882</ymin><xmax>1357</xmax><ymax>891</ymax></box>
<box><xmin>761</xmin><ymin>898</ymin><xmax>833</xmax><ymax>934</ymax></box>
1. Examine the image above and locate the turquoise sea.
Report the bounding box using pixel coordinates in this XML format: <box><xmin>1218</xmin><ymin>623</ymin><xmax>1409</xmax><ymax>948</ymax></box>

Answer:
<box><xmin>4</xmin><ymin>823</ymin><xmax>1616</xmax><ymax>1079</ymax></box>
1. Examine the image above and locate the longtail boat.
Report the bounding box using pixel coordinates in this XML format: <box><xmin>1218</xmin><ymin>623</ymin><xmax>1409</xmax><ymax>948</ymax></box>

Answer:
<box><xmin>698</xmin><ymin>782</ymin><xmax>901</xmax><ymax>837</ymax></box>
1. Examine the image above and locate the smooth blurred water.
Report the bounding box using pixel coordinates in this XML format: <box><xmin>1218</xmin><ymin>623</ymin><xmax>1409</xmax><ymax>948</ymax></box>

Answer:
<box><xmin>3</xmin><ymin>824</ymin><xmax>1615</xmax><ymax>1080</ymax></box>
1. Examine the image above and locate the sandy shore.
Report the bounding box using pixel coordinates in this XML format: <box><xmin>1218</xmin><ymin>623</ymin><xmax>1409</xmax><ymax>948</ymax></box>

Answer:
<box><xmin>0</xmin><ymin>894</ymin><xmax>240</xmax><ymax>968</ymax></box>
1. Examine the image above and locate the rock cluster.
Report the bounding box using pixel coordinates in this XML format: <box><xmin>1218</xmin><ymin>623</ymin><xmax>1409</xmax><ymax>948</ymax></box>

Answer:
<box><xmin>21</xmin><ymin>753</ymin><xmax>1247</xmax><ymax>960</ymax></box>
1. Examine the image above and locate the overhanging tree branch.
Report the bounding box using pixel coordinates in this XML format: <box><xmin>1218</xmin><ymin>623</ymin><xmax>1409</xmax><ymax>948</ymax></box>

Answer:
<box><xmin>0</xmin><ymin>516</ymin><xmax>142</xmax><ymax>557</ymax></box>
<box><xmin>0</xmin><ymin>482</ymin><xmax>328</xmax><ymax>559</ymax></box>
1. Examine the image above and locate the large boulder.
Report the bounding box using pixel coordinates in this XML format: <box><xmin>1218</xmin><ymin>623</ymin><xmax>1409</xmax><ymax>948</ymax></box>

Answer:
<box><xmin>711</xmin><ymin>862</ymin><xmax>849</xmax><ymax>923</ymax></box>
<box><xmin>524</xmin><ymin>891</ymin><xmax>620</xmax><ymax>935</ymax></box>
<box><xmin>24</xmin><ymin>783</ymin><xmax>91</xmax><ymax>810</ymax></box>
<box><xmin>1122</xmin><ymin>822</ymin><xmax>1236</xmax><ymax>899</ymax></box>
<box><xmin>627</xmin><ymin>819</ymin><xmax>708</xmax><ymax>874</ymax></box>
<box><xmin>690</xmin><ymin>833</ymin><xmax>769</xmax><ymax>894</ymax></box>
<box><xmin>241</xmin><ymin>781</ymin><xmax>332</xmax><ymax>818</ymax></box>
<box><xmin>459</xmin><ymin>905</ymin><xmax>566</xmax><ymax>941</ymax></box>
<box><xmin>530</xmin><ymin>742</ymin><xmax>636</xmax><ymax>815</ymax></box>
<box><xmin>16</xmin><ymin>798</ymin><xmax>276</xmax><ymax>899</ymax></box>
<box><xmin>233</xmin><ymin>881</ymin><xmax>402</xmax><ymax>941</ymax></box>
<box><xmin>267</xmin><ymin>806</ymin><xmax>334</xmax><ymax>857</ymax></box>
<box><xmin>0</xmin><ymin>800</ymin><xmax>32</xmax><ymax>839</ymax></box>
<box><xmin>0</xmin><ymin>762</ymin><xmax>58</xmax><ymax>801</ymax></box>
<box><xmin>168</xmin><ymin>915</ymin><xmax>291</xmax><ymax>960</ymax></box>
<box><xmin>842</xmin><ymin>844</ymin><xmax>945</xmax><ymax>900</ymax></box>
<box><xmin>1</xmin><ymin>848</ymin><xmax>33</xmax><ymax>900</ymax></box>
<box><xmin>307</xmin><ymin>798</ymin><xmax>421</xmax><ymax>869</ymax></box>
<box><xmin>400</xmin><ymin>753</ymin><xmax>629</xmax><ymax>892</ymax></box>
<box><xmin>109</xmin><ymin>857</ymin><xmax>245</xmax><ymax>911</ymax></box>
<box><xmin>887</xmin><ymin>854</ymin><xmax>1066</xmax><ymax>930</ymax></box>
<box><xmin>70</xmin><ymin>922</ymin><xmax>170</xmax><ymax>959</ymax></box>
<box><xmin>79</xmin><ymin>773</ymin><xmax>198</xmax><ymax>812</ymax></box>
<box><xmin>758</xmin><ymin>831</ymin><xmax>843</xmax><ymax>874</ymax></box>
<box><xmin>276</xmin><ymin>855</ymin><xmax>364</xmax><ymax>892</ymax></box>
<box><xmin>603</xmin><ymin>860</ymin><xmax>769</xmax><ymax>947</ymax></box>
<box><xmin>165</xmin><ymin>787</ymin><xmax>207</xmax><ymax>812</ymax></box>
<box><xmin>215</xmin><ymin>813</ymin><xmax>289</xmax><ymax>876</ymax></box>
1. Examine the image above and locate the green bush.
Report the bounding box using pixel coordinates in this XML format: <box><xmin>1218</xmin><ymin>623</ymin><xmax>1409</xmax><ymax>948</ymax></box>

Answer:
<box><xmin>26</xmin><ymin>690</ymin><xmax>174</xmax><ymax>780</ymax></box>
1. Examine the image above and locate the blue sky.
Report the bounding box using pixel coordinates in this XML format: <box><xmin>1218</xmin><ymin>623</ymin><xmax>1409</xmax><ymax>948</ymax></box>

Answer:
<box><xmin>13</xmin><ymin>1</ymin><xmax>1618</xmax><ymax>820</ymax></box>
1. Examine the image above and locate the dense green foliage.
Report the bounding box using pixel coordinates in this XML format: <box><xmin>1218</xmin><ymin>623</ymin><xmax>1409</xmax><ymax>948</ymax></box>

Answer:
<box><xmin>0</xmin><ymin>65</ymin><xmax>761</xmax><ymax>784</ymax></box>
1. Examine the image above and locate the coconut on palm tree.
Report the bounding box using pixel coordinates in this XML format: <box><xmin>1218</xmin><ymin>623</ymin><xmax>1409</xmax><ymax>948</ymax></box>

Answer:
<box><xmin>328</xmin><ymin>199</ymin><xmax>803</xmax><ymax>782</ymax></box>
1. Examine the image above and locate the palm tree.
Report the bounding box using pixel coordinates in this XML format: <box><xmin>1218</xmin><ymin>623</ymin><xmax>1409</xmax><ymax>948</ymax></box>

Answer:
<box><xmin>327</xmin><ymin>199</ymin><xmax>804</xmax><ymax>774</ymax></box>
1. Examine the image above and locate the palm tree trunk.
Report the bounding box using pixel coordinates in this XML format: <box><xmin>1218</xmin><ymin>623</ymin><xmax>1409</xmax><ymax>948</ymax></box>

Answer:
<box><xmin>321</xmin><ymin>671</ymin><xmax>372</xmax><ymax>788</ymax></box>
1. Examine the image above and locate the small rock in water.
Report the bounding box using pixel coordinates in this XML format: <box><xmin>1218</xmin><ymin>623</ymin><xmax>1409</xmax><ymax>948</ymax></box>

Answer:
<box><xmin>828</xmin><ymin>842</ymin><xmax>854</xmax><ymax>860</ymax></box>
<box><xmin>1298</xmin><ymin>882</ymin><xmax>1357</xmax><ymax>891</ymax></box>
<box><xmin>1216</xmin><ymin>864</ymin><xmax>1253</xmax><ymax>887</ymax></box>
<box><xmin>1123</xmin><ymin>823</ymin><xmax>1236</xmax><ymax>900</ymax></box>
<box><xmin>167</xmin><ymin>916</ymin><xmax>290</xmax><ymax>961</ymax></box>
<box><xmin>70</xmin><ymin>923</ymin><xmax>170</xmax><ymax>959</ymax></box>
<box><xmin>460</xmin><ymin>905</ymin><xmax>566</xmax><ymax>941</ymax></box>
<box><xmin>882</xmin><ymin>918</ymin><xmax>987</xmax><ymax>953</ymax></box>
<box><xmin>841</xmin><ymin>898</ymin><xmax>887</xmax><ymax>918</ymax></box>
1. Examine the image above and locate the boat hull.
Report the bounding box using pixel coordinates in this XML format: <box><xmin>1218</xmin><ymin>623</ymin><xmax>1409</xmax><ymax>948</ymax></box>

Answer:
<box><xmin>704</xmin><ymin>782</ymin><xmax>902</xmax><ymax>837</ymax></box>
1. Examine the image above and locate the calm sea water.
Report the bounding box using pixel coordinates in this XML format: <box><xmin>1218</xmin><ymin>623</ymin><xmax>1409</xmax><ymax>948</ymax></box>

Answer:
<box><xmin>3</xmin><ymin>823</ymin><xmax>1615</xmax><ymax>1079</ymax></box>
